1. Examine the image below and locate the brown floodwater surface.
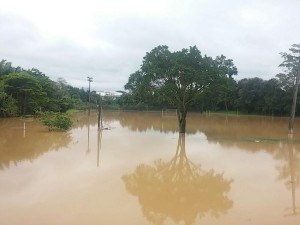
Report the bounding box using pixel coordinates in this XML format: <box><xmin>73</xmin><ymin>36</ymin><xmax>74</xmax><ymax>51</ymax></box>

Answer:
<box><xmin>0</xmin><ymin>111</ymin><xmax>300</xmax><ymax>225</ymax></box>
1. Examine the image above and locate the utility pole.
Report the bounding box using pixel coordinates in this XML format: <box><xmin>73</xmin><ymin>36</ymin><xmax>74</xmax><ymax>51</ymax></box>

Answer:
<box><xmin>87</xmin><ymin>76</ymin><xmax>93</xmax><ymax>115</ymax></box>
<box><xmin>97</xmin><ymin>92</ymin><xmax>103</xmax><ymax>131</ymax></box>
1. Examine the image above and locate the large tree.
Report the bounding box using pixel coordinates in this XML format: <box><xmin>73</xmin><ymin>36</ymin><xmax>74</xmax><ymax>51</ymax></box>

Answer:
<box><xmin>4</xmin><ymin>73</ymin><xmax>48</xmax><ymax>115</ymax></box>
<box><xmin>276</xmin><ymin>44</ymin><xmax>300</xmax><ymax>134</ymax></box>
<box><xmin>125</xmin><ymin>45</ymin><xmax>237</xmax><ymax>133</ymax></box>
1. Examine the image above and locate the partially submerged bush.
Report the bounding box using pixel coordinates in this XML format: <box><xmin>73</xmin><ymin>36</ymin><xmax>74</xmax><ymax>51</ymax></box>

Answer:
<box><xmin>40</xmin><ymin>111</ymin><xmax>73</xmax><ymax>131</ymax></box>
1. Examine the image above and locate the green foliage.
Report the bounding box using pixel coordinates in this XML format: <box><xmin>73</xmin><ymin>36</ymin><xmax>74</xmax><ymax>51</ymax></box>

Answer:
<box><xmin>0</xmin><ymin>80</ymin><xmax>18</xmax><ymax>117</ymax></box>
<box><xmin>198</xmin><ymin>76</ymin><xmax>238</xmax><ymax>112</ymax></box>
<box><xmin>40</xmin><ymin>111</ymin><xmax>73</xmax><ymax>131</ymax></box>
<box><xmin>0</xmin><ymin>59</ymin><xmax>22</xmax><ymax>78</ymax></box>
<box><xmin>236</xmin><ymin>78</ymin><xmax>265</xmax><ymax>113</ymax></box>
<box><xmin>125</xmin><ymin>45</ymin><xmax>237</xmax><ymax>132</ymax></box>
<box><xmin>3</xmin><ymin>72</ymin><xmax>48</xmax><ymax>115</ymax></box>
<box><xmin>276</xmin><ymin>44</ymin><xmax>300</xmax><ymax>91</ymax></box>
<box><xmin>126</xmin><ymin>46</ymin><xmax>238</xmax><ymax>109</ymax></box>
<box><xmin>0</xmin><ymin>59</ymin><xmax>93</xmax><ymax>118</ymax></box>
<box><xmin>235</xmin><ymin>77</ymin><xmax>288</xmax><ymax>116</ymax></box>
<box><xmin>275</xmin><ymin>43</ymin><xmax>300</xmax><ymax>117</ymax></box>
<box><xmin>0</xmin><ymin>95</ymin><xmax>18</xmax><ymax>117</ymax></box>
<box><xmin>278</xmin><ymin>44</ymin><xmax>300</xmax><ymax>133</ymax></box>
<box><xmin>263</xmin><ymin>78</ymin><xmax>286</xmax><ymax>115</ymax></box>
<box><xmin>4</xmin><ymin>43</ymin><xmax>300</xmax><ymax>121</ymax></box>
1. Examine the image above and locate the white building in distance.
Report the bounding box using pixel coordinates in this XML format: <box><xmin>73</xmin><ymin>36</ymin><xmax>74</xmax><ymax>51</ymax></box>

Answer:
<box><xmin>96</xmin><ymin>91</ymin><xmax>123</xmax><ymax>97</ymax></box>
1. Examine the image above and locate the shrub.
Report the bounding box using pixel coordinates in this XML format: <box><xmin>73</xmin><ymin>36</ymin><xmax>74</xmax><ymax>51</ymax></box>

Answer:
<box><xmin>40</xmin><ymin>111</ymin><xmax>73</xmax><ymax>131</ymax></box>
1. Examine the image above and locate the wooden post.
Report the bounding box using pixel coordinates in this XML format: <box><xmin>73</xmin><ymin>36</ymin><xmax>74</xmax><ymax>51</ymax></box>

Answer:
<box><xmin>87</xmin><ymin>76</ymin><xmax>93</xmax><ymax>115</ymax></box>
<box><xmin>98</xmin><ymin>95</ymin><xmax>101</xmax><ymax>130</ymax></box>
<box><xmin>97</xmin><ymin>93</ymin><xmax>103</xmax><ymax>131</ymax></box>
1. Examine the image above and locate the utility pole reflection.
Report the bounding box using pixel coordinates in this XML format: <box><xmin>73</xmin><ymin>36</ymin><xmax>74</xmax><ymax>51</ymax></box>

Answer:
<box><xmin>86</xmin><ymin>113</ymin><xmax>90</xmax><ymax>154</ymax></box>
<box><xmin>97</xmin><ymin>128</ymin><xmax>102</xmax><ymax>167</ymax></box>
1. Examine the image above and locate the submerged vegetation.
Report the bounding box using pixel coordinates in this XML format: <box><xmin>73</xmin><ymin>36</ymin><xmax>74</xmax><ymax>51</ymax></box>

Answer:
<box><xmin>39</xmin><ymin>111</ymin><xmax>73</xmax><ymax>131</ymax></box>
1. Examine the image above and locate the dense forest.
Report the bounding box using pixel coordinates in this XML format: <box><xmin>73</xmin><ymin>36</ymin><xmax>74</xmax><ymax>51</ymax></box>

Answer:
<box><xmin>0</xmin><ymin>44</ymin><xmax>299</xmax><ymax>118</ymax></box>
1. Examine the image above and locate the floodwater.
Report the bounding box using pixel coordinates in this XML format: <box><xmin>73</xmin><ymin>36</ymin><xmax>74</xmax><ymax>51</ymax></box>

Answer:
<box><xmin>0</xmin><ymin>111</ymin><xmax>300</xmax><ymax>225</ymax></box>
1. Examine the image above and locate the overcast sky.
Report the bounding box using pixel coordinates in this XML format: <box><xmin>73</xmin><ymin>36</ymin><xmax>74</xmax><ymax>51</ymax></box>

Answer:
<box><xmin>1</xmin><ymin>0</ymin><xmax>299</xmax><ymax>91</ymax></box>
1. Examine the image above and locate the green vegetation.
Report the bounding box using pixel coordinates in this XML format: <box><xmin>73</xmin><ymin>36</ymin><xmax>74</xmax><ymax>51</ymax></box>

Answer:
<box><xmin>121</xmin><ymin>44</ymin><xmax>300</xmax><ymax>119</ymax></box>
<box><xmin>124</xmin><ymin>45</ymin><xmax>237</xmax><ymax>132</ymax></box>
<box><xmin>0</xmin><ymin>59</ymin><xmax>91</xmax><ymax>117</ymax></box>
<box><xmin>1</xmin><ymin>44</ymin><xmax>300</xmax><ymax>132</ymax></box>
<box><xmin>39</xmin><ymin>111</ymin><xmax>73</xmax><ymax>131</ymax></box>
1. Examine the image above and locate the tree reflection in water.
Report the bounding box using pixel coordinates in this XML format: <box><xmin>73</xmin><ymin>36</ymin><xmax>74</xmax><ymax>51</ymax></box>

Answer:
<box><xmin>0</xmin><ymin>118</ymin><xmax>72</xmax><ymax>170</ymax></box>
<box><xmin>276</xmin><ymin>140</ymin><xmax>300</xmax><ymax>216</ymax></box>
<box><xmin>122</xmin><ymin>134</ymin><xmax>233</xmax><ymax>225</ymax></box>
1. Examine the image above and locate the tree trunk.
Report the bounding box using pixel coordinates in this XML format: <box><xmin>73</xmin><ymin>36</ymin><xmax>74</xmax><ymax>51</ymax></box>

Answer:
<box><xmin>288</xmin><ymin>57</ymin><xmax>300</xmax><ymax>134</ymax></box>
<box><xmin>177</xmin><ymin>107</ymin><xmax>187</xmax><ymax>133</ymax></box>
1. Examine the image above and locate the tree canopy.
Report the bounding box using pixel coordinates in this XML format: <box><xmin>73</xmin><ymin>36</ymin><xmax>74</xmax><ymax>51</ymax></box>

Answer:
<box><xmin>125</xmin><ymin>45</ymin><xmax>237</xmax><ymax>133</ymax></box>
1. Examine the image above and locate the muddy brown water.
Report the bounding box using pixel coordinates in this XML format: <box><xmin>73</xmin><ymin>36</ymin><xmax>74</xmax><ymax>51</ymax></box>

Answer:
<box><xmin>0</xmin><ymin>111</ymin><xmax>299</xmax><ymax>225</ymax></box>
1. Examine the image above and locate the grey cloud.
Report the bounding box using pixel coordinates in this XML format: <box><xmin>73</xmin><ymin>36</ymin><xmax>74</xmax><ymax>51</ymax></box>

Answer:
<box><xmin>1</xmin><ymin>0</ymin><xmax>300</xmax><ymax>91</ymax></box>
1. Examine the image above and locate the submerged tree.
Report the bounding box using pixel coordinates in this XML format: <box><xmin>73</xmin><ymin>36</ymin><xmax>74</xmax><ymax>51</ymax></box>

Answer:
<box><xmin>39</xmin><ymin>111</ymin><xmax>73</xmax><ymax>131</ymax></box>
<box><xmin>122</xmin><ymin>134</ymin><xmax>233</xmax><ymax>225</ymax></box>
<box><xmin>125</xmin><ymin>46</ymin><xmax>237</xmax><ymax>133</ymax></box>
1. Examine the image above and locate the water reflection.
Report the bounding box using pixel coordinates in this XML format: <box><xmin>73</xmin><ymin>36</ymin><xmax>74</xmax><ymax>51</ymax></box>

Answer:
<box><xmin>117</xmin><ymin>112</ymin><xmax>290</xmax><ymax>137</ymax></box>
<box><xmin>0</xmin><ymin>118</ymin><xmax>72</xmax><ymax>170</ymax></box>
<box><xmin>116</xmin><ymin>112</ymin><xmax>297</xmax><ymax>151</ymax></box>
<box><xmin>2</xmin><ymin>111</ymin><xmax>300</xmax><ymax>224</ymax></box>
<box><xmin>20</xmin><ymin>117</ymin><xmax>34</xmax><ymax>137</ymax></box>
<box><xmin>118</xmin><ymin>111</ymin><xmax>178</xmax><ymax>133</ymax></box>
<box><xmin>122</xmin><ymin>134</ymin><xmax>233</xmax><ymax>225</ymax></box>
<box><xmin>116</xmin><ymin>112</ymin><xmax>300</xmax><ymax>220</ymax></box>
<box><xmin>97</xmin><ymin>129</ymin><xmax>102</xmax><ymax>167</ymax></box>
<box><xmin>87</xmin><ymin>114</ymin><xmax>90</xmax><ymax>153</ymax></box>
<box><xmin>83</xmin><ymin>112</ymin><xmax>104</xmax><ymax>167</ymax></box>
<box><xmin>276</xmin><ymin>140</ymin><xmax>300</xmax><ymax>216</ymax></box>
<box><xmin>72</xmin><ymin>111</ymin><xmax>119</xmax><ymax>129</ymax></box>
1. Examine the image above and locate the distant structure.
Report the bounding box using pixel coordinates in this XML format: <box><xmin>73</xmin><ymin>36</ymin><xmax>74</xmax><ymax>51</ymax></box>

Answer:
<box><xmin>96</xmin><ymin>91</ymin><xmax>123</xmax><ymax>98</ymax></box>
